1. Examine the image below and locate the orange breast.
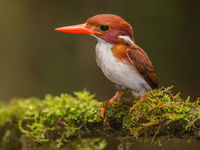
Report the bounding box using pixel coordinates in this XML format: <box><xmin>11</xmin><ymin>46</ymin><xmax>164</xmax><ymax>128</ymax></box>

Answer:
<box><xmin>111</xmin><ymin>45</ymin><xmax>129</xmax><ymax>64</ymax></box>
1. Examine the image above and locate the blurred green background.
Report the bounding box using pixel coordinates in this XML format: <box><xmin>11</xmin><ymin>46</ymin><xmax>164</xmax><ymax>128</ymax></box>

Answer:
<box><xmin>0</xmin><ymin>0</ymin><xmax>200</xmax><ymax>149</ymax></box>
<box><xmin>1</xmin><ymin>0</ymin><xmax>200</xmax><ymax>101</ymax></box>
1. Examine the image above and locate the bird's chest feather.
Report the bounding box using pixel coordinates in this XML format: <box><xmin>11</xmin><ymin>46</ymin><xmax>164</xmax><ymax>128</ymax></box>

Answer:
<box><xmin>95</xmin><ymin>39</ymin><xmax>150</xmax><ymax>93</ymax></box>
<box><xmin>95</xmin><ymin>41</ymin><xmax>121</xmax><ymax>80</ymax></box>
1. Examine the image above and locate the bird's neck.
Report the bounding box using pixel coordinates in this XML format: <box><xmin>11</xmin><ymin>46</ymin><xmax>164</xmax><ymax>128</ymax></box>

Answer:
<box><xmin>95</xmin><ymin>37</ymin><xmax>129</xmax><ymax>65</ymax></box>
<box><xmin>95</xmin><ymin>37</ymin><xmax>113</xmax><ymax>60</ymax></box>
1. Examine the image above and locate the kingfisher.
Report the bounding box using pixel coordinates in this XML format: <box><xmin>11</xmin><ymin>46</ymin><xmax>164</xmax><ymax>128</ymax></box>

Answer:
<box><xmin>55</xmin><ymin>14</ymin><xmax>158</xmax><ymax>117</ymax></box>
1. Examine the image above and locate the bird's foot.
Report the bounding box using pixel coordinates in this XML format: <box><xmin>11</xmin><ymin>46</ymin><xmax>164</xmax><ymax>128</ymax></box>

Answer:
<box><xmin>129</xmin><ymin>93</ymin><xmax>148</xmax><ymax>113</ymax></box>
<box><xmin>108</xmin><ymin>91</ymin><xmax>120</xmax><ymax>103</ymax></box>
<box><xmin>101</xmin><ymin>91</ymin><xmax>121</xmax><ymax>118</ymax></box>
<box><xmin>100</xmin><ymin>107</ymin><xmax>106</xmax><ymax>118</ymax></box>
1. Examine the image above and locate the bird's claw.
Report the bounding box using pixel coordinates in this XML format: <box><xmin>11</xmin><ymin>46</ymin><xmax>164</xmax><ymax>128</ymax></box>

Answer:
<box><xmin>101</xmin><ymin>107</ymin><xmax>106</xmax><ymax>118</ymax></box>
<box><xmin>129</xmin><ymin>105</ymin><xmax>135</xmax><ymax>113</ymax></box>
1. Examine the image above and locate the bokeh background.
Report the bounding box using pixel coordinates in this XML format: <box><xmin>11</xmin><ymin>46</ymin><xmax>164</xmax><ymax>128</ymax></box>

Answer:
<box><xmin>0</xmin><ymin>0</ymin><xmax>200</xmax><ymax>149</ymax></box>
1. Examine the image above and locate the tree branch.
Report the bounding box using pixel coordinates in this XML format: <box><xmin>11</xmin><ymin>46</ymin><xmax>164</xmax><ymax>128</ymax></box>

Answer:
<box><xmin>0</xmin><ymin>87</ymin><xmax>200</xmax><ymax>149</ymax></box>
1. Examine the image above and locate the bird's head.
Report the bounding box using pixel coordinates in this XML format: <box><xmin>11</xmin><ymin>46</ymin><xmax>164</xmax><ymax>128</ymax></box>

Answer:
<box><xmin>56</xmin><ymin>14</ymin><xmax>135</xmax><ymax>46</ymax></box>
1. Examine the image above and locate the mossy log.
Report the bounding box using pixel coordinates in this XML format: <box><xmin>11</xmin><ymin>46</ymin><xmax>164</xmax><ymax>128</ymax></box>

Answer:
<box><xmin>0</xmin><ymin>87</ymin><xmax>200</xmax><ymax>150</ymax></box>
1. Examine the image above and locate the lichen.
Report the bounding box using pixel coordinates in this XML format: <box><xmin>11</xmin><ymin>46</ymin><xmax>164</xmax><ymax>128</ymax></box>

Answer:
<box><xmin>0</xmin><ymin>87</ymin><xmax>199</xmax><ymax>150</ymax></box>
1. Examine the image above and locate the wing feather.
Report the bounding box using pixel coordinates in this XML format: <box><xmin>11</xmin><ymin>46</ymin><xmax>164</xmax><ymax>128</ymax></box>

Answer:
<box><xmin>126</xmin><ymin>45</ymin><xmax>158</xmax><ymax>89</ymax></box>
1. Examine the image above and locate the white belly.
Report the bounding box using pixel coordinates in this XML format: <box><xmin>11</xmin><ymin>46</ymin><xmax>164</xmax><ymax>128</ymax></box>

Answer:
<box><xmin>95</xmin><ymin>38</ymin><xmax>151</xmax><ymax>97</ymax></box>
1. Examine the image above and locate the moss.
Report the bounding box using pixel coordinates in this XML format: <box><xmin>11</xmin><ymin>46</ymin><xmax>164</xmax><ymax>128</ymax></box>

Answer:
<box><xmin>17</xmin><ymin>90</ymin><xmax>103</xmax><ymax>147</ymax></box>
<box><xmin>0</xmin><ymin>87</ymin><xmax>199</xmax><ymax>149</ymax></box>
<box><xmin>122</xmin><ymin>87</ymin><xmax>200</xmax><ymax>142</ymax></box>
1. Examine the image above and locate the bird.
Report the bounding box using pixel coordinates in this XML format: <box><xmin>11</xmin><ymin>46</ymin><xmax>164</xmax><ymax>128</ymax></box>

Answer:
<box><xmin>55</xmin><ymin>14</ymin><xmax>158</xmax><ymax>117</ymax></box>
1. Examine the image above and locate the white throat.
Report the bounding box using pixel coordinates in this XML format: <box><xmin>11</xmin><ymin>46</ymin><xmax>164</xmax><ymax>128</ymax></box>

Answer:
<box><xmin>94</xmin><ymin>36</ymin><xmax>113</xmax><ymax>66</ymax></box>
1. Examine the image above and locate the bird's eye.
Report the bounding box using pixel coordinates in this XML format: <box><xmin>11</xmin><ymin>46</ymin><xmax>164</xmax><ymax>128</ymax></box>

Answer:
<box><xmin>100</xmin><ymin>25</ymin><xmax>109</xmax><ymax>31</ymax></box>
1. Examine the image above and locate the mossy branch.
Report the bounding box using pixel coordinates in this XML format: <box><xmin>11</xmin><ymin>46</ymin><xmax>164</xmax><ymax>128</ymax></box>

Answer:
<box><xmin>0</xmin><ymin>87</ymin><xmax>200</xmax><ymax>149</ymax></box>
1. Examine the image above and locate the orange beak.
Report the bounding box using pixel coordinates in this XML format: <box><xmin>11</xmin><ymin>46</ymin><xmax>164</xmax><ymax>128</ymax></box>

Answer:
<box><xmin>55</xmin><ymin>23</ymin><xmax>101</xmax><ymax>35</ymax></box>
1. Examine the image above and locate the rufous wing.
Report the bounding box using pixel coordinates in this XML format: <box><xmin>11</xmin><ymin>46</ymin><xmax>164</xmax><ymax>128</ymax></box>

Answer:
<box><xmin>126</xmin><ymin>45</ymin><xmax>158</xmax><ymax>89</ymax></box>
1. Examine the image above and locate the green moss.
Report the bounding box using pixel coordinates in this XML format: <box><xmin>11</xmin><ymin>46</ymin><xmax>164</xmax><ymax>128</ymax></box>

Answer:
<box><xmin>122</xmin><ymin>87</ymin><xmax>200</xmax><ymax>142</ymax></box>
<box><xmin>0</xmin><ymin>87</ymin><xmax>199</xmax><ymax>149</ymax></box>
<box><xmin>17</xmin><ymin>90</ymin><xmax>102</xmax><ymax>147</ymax></box>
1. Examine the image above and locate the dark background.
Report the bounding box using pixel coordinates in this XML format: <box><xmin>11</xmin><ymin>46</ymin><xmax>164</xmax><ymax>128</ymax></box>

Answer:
<box><xmin>0</xmin><ymin>0</ymin><xmax>199</xmax><ymax>149</ymax></box>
